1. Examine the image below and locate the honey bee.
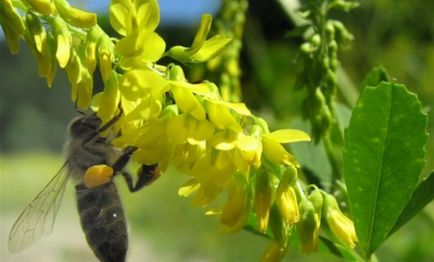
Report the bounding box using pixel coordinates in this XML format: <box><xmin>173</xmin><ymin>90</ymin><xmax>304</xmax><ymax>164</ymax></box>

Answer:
<box><xmin>8</xmin><ymin>113</ymin><xmax>159</xmax><ymax>262</ymax></box>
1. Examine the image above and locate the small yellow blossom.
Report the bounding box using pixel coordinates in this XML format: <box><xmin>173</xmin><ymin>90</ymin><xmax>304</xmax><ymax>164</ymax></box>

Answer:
<box><xmin>324</xmin><ymin>193</ymin><xmax>357</xmax><ymax>248</ymax></box>
<box><xmin>261</xmin><ymin>241</ymin><xmax>288</xmax><ymax>262</ymax></box>
<box><xmin>25</xmin><ymin>12</ymin><xmax>47</xmax><ymax>54</ymax></box>
<box><xmin>54</xmin><ymin>0</ymin><xmax>96</xmax><ymax>28</ymax></box>
<box><xmin>109</xmin><ymin>0</ymin><xmax>160</xmax><ymax>36</ymax></box>
<box><xmin>276</xmin><ymin>178</ymin><xmax>299</xmax><ymax>226</ymax></box>
<box><xmin>255</xmin><ymin>168</ymin><xmax>274</xmax><ymax>233</ymax></box>
<box><xmin>166</xmin><ymin>14</ymin><xmax>231</xmax><ymax>63</ymax></box>
<box><xmin>71</xmin><ymin>70</ymin><xmax>93</xmax><ymax>109</ymax></box>
<box><xmin>110</xmin><ymin>0</ymin><xmax>165</xmax><ymax>68</ymax></box>
<box><xmin>0</xmin><ymin>0</ymin><xmax>25</xmax><ymax>54</ymax></box>
<box><xmin>297</xmin><ymin>197</ymin><xmax>320</xmax><ymax>253</ymax></box>
<box><xmin>25</xmin><ymin>0</ymin><xmax>55</xmax><ymax>15</ymax></box>
<box><xmin>92</xmin><ymin>71</ymin><xmax>121</xmax><ymax>122</ymax></box>
<box><xmin>53</xmin><ymin>17</ymin><xmax>71</xmax><ymax>68</ymax></box>
<box><xmin>98</xmin><ymin>37</ymin><xmax>115</xmax><ymax>82</ymax></box>
<box><xmin>167</xmin><ymin>114</ymin><xmax>214</xmax><ymax>144</ymax></box>
<box><xmin>220</xmin><ymin>178</ymin><xmax>250</xmax><ymax>232</ymax></box>
<box><xmin>262</xmin><ymin>129</ymin><xmax>310</xmax><ymax>166</ymax></box>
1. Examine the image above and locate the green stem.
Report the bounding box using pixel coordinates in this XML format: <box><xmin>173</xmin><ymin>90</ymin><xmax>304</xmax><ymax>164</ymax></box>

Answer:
<box><xmin>323</xmin><ymin>132</ymin><xmax>341</xmax><ymax>191</ymax></box>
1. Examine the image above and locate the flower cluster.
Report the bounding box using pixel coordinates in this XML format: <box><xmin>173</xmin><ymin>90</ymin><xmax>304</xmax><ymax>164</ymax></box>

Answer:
<box><xmin>0</xmin><ymin>0</ymin><xmax>357</xmax><ymax>260</ymax></box>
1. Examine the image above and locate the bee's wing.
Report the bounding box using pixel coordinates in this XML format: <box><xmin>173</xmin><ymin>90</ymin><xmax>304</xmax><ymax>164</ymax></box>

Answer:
<box><xmin>8</xmin><ymin>162</ymin><xmax>70</xmax><ymax>253</ymax></box>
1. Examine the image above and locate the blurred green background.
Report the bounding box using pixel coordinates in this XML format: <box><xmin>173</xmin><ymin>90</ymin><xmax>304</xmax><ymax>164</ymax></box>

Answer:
<box><xmin>1</xmin><ymin>0</ymin><xmax>433</xmax><ymax>261</ymax></box>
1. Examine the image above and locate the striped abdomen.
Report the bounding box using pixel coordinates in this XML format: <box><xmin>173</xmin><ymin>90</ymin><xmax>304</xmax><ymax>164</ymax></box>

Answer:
<box><xmin>75</xmin><ymin>182</ymin><xmax>128</xmax><ymax>262</ymax></box>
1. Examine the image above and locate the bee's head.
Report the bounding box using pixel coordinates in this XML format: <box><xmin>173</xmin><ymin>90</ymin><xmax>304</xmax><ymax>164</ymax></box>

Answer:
<box><xmin>68</xmin><ymin>114</ymin><xmax>102</xmax><ymax>139</ymax></box>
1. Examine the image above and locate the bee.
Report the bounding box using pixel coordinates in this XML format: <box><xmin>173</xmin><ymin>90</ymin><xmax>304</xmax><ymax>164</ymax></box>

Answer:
<box><xmin>8</xmin><ymin>113</ymin><xmax>160</xmax><ymax>262</ymax></box>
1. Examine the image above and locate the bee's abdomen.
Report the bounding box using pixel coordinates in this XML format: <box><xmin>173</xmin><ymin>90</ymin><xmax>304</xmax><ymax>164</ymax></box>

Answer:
<box><xmin>76</xmin><ymin>182</ymin><xmax>128</xmax><ymax>262</ymax></box>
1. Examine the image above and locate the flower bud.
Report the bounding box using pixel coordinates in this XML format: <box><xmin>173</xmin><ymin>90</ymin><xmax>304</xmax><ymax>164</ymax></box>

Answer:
<box><xmin>54</xmin><ymin>0</ymin><xmax>96</xmax><ymax>28</ymax></box>
<box><xmin>53</xmin><ymin>16</ymin><xmax>71</xmax><ymax>68</ymax></box>
<box><xmin>261</xmin><ymin>241</ymin><xmax>288</xmax><ymax>262</ymax></box>
<box><xmin>25</xmin><ymin>12</ymin><xmax>47</xmax><ymax>54</ymax></box>
<box><xmin>296</xmin><ymin>197</ymin><xmax>320</xmax><ymax>253</ymax></box>
<box><xmin>1</xmin><ymin>0</ymin><xmax>26</xmax><ymax>54</ymax></box>
<box><xmin>324</xmin><ymin>193</ymin><xmax>357</xmax><ymax>248</ymax></box>
<box><xmin>85</xmin><ymin>27</ymin><xmax>103</xmax><ymax>74</ymax></box>
<box><xmin>220</xmin><ymin>182</ymin><xmax>250</xmax><ymax>233</ymax></box>
<box><xmin>308</xmin><ymin>189</ymin><xmax>324</xmax><ymax>216</ymax></box>
<box><xmin>24</xmin><ymin>0</ymin><xmax>55</xmax><ymax>15</ymax></box>
<box><xmin>276</xmin><ymin>165</ymin><xmax>299</xmax><ymax>225</ymax></box>
<box><xmin>255</xmin><ymin>169</ymin><xmax>274</xmax><ymax>233</ymax></box>
<box><xmin>98</xmin><ymin>37</ymin><xmax>114</xmax><ymax>82</ymax></box>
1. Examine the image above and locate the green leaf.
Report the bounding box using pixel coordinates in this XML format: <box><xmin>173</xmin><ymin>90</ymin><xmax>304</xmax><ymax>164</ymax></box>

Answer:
<box><xmin>360</xmin><ymin>66</ymin><xmax>391</xmax><ymax>88</ymax></box>
<box><xmin>389</xmin><ymin>170</ymin><xmax>434</xmax><ymax>235</ymax></box>
<box><xmin>343</xmin><ymin>82</ymin><xmax>428</xmax><ymax>258</ymax></box>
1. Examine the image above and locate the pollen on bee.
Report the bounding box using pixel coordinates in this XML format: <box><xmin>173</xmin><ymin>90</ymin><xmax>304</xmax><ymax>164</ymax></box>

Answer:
<box><xmin>83</xmin><ymin>164</ymin><xmax>114</xmax><ymax>188</ymax></box>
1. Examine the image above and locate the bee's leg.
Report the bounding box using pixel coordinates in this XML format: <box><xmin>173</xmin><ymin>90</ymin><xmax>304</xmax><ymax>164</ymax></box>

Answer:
<box><xmin>96</xmin><ymin>106</ymin><xmax>124</xmax><ymax>134</ymax></box>
<box><xmin>112</xmin><ymin>146</ymin><xmax>137</xmax><ymax>172</ymax></box>
<box><xmin>120</xmin><ymin>164</ymin><xmax>160</xmax><ymax>192</ymax></box>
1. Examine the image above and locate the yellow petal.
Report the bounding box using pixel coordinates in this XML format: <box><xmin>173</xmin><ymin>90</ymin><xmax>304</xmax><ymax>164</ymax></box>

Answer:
<box><xmin>56</xmin><ymin>34</ymin><xmax>71</xmax><ymax>68</ymax></box>
<box><xmin>178</xmin><ymin>179</ymin><xmax>200</xmax><ymax>197</ymax></box>
<box><xmin>207</xmin><ymin>98</ymin><xmax>251</xmax><ymax>116</ymax></box>
<box><xmin>171</xmin><ymin>84</ymin><xmax>206</xmax><ymax>120</ymax></box>
<box><xmin>136</xmin><ymin>0</ymin><xmax>160</xmax><ymax>32</ymax></box>
<box><xmin>190</xmin><ymin>35</ymin><xmax>232</xmax><ymax>62</ymax></box>
<box><xmin>264</xmin><ymin>129</ymin><xmax>311</xmax><ymax>143</ymax></box>
<box><xmin>262</xmin><ymin>136</ymin><xmax>297</xmax><ymax>165</ymax></box>
<box><xmin>167</xmin><ymin>115</ymin><xmax>188</xmax><ymax>143</ymax></box>
<box><xmin>236</xmin><ymin>133</ymin><xmax>260</xmax><ymax>152</ymax></box>
<box><xmin>109</xmin><ymin>2</ymin><xmax>129</xmax><ymax>36</ymax></box>
<box><xmin>188</xmin><ymin>118</ymin><xmax>214</xmax><ymax>142</ymax></box>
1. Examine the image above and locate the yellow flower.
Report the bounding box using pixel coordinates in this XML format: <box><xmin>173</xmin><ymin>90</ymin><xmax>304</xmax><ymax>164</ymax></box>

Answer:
<box><xmin>0</xmin><ymin>0</ymin><xmax>25</xmax><ymax>54</ymax></box>
<box><xmin>166</xmin><ymin>14</ymin><xmax>231</xmax><ymax>63</ymax></box>
<box><xmin>205</xmin><ymin>98</ymin><xmax>250</xmax><ymax>132</ymax></box>
<box><xmin>262</xmin><ymin>129</ymin><xmax>310</xmax><ymax>166</ymax></box>
<box><xmin>25</xmin><ymin>12</ymin><xmax>47</xmax><ymax>54</ymax></box>
<box><xmin>324</xmin><ymin>193</ymin><xmax>357</xmax><ymax>248</ymax></box>
<box><xmin>275</xmin><ymin>165</ymin><xmax>299</xmax><ymax>225</ymax></box>
<box><xmin>276</xmin><ymin>186</ymin><xmax>299</xmax><ymax>225</ymax></box>
<box><xmin>54</xmin><ymin>0</ymin><xmax>96</xmax><ymax>28</ymax></box>
<box><xmin>118</xmin><ymin>68</ymin><xmax>169</xmax><ymax>123</ymax></box>
<box><xmin>71</xmin><ymin>70</ymin><xmax>93</xmax><ymax>109</ymax></box>
<box><xmin>220</xmin><ymin>177</ymin><xmax>250</xmax><ymax>232</ymax></box>
<box><xmin>98</xmin><ymin>37</ymin><xmax>115</xmax><ymax>82</ymax></box>
<box><xmin>92</xmin><ymin>71</ymin><xmax>121</xmax><ymax>122</ymax></box>
<box><xmin>116</xmin><ymin>31</ymin><xmax>166</xmax><ymax>68</ymax></box>
<box><xmin>170</xmin><ymin>82</ymin><xmax>206</xmax><ymax>120</ymax></box>
<box><xmin>109</xmin><ymin>0</ymin><xmax>160</xmax><ymax>36</ymax></box>
<box><xmin>65</xmin><ymin>49</ymin><xmax>83</xmax><ymax>85</ymax></box>
<box><xmin>167</xmin><ymin>114</ymin><xmax>214</xmax><ymax>144</ymax></box>
<box><xmin>110</xmin><ymin>0</ymin><xmax>165</xmax><ymax>68</ymax></box>
<box><xmin>53</xmin><ymin>16</ymin><xmax>71</xmax><ymax>68</ymax></box>
<box><xmin>24</xmin><ymin>0</ymin><xmax>55</xmax><ymax>15</ymax></box>
<box><xmin>255</xmin><ymin>168</ymin><xmax>274</xmax><ymax>233</ymax></box>
<box><xmin>296</xmin><ymin>198</ymin><xmax>320</xmax><ymax>253</ymax></box>
<box><xmin>33</xmin><ymin>34</ymin><xmax>57</xmax><ymax>86</ymax></box>
<box><xmin>209</xmin><ymin>130</ymin><xmax>262</xmax><ymax>171</ymax></box>
<box><xmin>261</xmin><ymin>241</ymin><xmax>288</xmax><ymax>262</ymax></box>
<box><xmin>173</xmin><ymin>141</ymin><xmax>206</xmax><ymax>172</ymax></box>
<box><xmin>85</xmin><ymin>27</ymin><xmax>104</xmax><ymax>74</ymax></box>
<box><xmin>114</xmin><ymin>116</ymin><xmax>173</xmax><ymax>171</ymax></box>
